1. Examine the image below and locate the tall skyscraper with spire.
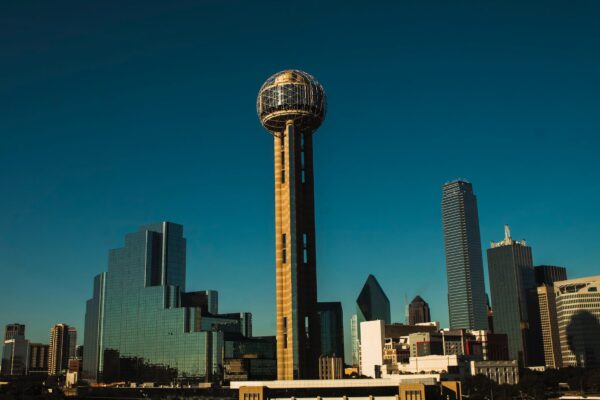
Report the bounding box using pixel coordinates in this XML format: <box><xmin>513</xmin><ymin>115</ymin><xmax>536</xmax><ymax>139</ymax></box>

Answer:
<box><xmin>441</xmin><ymin>180</ymin><xmax>488</xmax><ymax>330</ymax></box>
<box><xmin>487</xmin><ymin>225</ymin><xmax>543</xmax><ymax>366</ymax></box>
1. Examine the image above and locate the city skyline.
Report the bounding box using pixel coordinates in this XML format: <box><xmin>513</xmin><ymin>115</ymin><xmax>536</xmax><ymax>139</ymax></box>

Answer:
<box><xmin>2</xmin><ymin>0</ymin><xmax>600</xmax><ymax>366</ymax></box>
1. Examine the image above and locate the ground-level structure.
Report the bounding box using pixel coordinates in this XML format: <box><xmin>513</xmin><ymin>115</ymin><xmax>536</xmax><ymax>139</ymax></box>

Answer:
<box><xmin>232</xmin><ymin>378</ymin><xmax>461</xmax><ymax>400</ymax></box>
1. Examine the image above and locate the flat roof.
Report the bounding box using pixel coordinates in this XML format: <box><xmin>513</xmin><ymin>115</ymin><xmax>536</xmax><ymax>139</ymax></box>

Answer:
<box><xmin>231</xmin><ymin>376</ymin><xmax>442</xmax><ymax>389</ymax></box>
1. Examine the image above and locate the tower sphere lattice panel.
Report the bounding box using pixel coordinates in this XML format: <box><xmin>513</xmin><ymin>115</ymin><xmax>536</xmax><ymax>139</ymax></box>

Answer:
<box><xmin>257</xmin><ymin>69</ymin><xmax>326</xmax><ymax>134</ymax></box>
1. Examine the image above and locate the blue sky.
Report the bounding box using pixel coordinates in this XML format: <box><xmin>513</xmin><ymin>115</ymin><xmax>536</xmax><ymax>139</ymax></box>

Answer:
<box><xmin>1</xmin><ymin>1</ymin><xmax>599</xmax><ymax>361</ymax></box>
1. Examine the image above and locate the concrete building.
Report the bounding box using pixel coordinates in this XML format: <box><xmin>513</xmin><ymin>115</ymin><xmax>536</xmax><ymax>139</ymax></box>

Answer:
<box><xmin>408</xmin><ymin>296</ymin><xmax>431</xmax><ymax>325</ymax></box>
<box><xmin>442</xmin><ymin>180</ymin><xmax>488</xmax><ymax>331</ymax></box>
<box><xmin>469</xmin><ymin>360</ymin><xmax>519</xmax><ymax>385</ymax></box>
<box><xmin>28</xmin><ymin>343</ymin><xmax>49</xmax><ymax>375</ymax></box>
<box><xmin>360</xmin><ymin>320</ymin><xmax>385</xmax><ymax>378</ymax></box>
<box><xmin>537</xmin><ymin>285</ymin><xmax>562</xmax><ymax>368</ymax></box>
<box><xmin>318</xmin><ymin>355</ymin><xmax>343</xmax><ymax>379</ymax></box>
<box><xmin>487</xmin><ymin>225</ymin><xmax>543</xmax><ymax>366</ymax></box>
<box><xmin>49</xmin><ymin>323</ymin><xmax>70</xmax><ymax>375</ymax></box>
<box><xmin>351</xmin><ymin>275</ymin><xmax>391</xmax><ymax>367</ymax></box>
<box><xmin>555</xmin><ymin>276</ymin><xmax>600</xmax><ymax>367</ymax></box>
<box><xmin>257</xmin><ymin>70</ymin><xmax>326</xmax><ymax>380</ymax></box>
<box><xmin>233</xmin><ymin>378</ymin><xmax>462</xmax><ymax>400</ymax></box>
<box><xmin>395</xmin><ymin>355</ymin><xmax>463</xmax><ymax>375</ymax></box>
<box><xmin>468</xmin><ymin>330</ymin><xmax>509</xmax><ymax>361</ymax></box>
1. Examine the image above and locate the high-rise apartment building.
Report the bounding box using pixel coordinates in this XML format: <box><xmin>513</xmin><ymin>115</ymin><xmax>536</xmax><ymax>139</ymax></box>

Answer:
<box><xmin>257</xmin><ymin>70</ymin><xmax>326</xmax><ymax>379</ymax></box>
<box><xmin>535</xmin><ymin>265</ymin><xmax>567</xmax><ymax>286</ymax></box>
<box><xmin>317</xmin><ymin>302</ymin><xmax>344</xmax><ymax>358</ymax></box>
<box><xmin>49</xmin><ymin>323</ymin><xmax>70</xmax><ymax>375</ymax></box>
<box><xmin>351</xmin><ymin>275</ymin><xmax>391</xmax><ymax>367</ymax></box>
<box><xmin>487</xmin><ymin>225</ymin><xmax>542</xmax><ymax>366</ymax></box>
<box><xmin>555</xmin><ymin>276</ymin><xmax>600</xmax><ymax>368</ymax></box>
<box><xmin>537</xmin><ymin>285</ymin><xmax>562</xmax><ymax>368</ymax></box>
<box><xmin>83</xmin><ymin>222</ymin><xmax>250</xmax><ymax>382</ymax></box>
<box><xmin>442</xmin><ymin>180</ymin><xmax>488</xmax><ymax>330</ymax></box>
<box><xmin>408</xmin><ymin>296</ymin><xmax>431</xmax><ymax>325</ymax></box>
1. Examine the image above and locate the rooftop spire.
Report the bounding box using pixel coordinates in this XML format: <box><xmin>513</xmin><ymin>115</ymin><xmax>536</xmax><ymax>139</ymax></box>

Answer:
<box><xmin>504</xmin><ymin>224</ymin><xmax>511</xmax><ymax>241</ymax></box>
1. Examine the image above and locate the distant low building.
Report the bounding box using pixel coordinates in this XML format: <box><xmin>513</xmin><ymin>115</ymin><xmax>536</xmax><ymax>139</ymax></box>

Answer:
<box><xmin>232</xmin><ymin>378</ymin><xmax>462</xmax><ymax>400</ymax></box>
<box><xmin>469</xmin><ymin>360</ymin><xmax>519</xmax><ymax>385</ymax></box>
<box><xmin>318</xmin><ymin>355</ymin><xmax>343</xmax><ymax>380</ymax></box>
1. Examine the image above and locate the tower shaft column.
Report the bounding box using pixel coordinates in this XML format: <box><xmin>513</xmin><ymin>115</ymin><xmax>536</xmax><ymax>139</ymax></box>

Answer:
<box><xmin>274</xmin><ymin>121</ymin><xmax>320</xmax><ymax>380</ymax></box>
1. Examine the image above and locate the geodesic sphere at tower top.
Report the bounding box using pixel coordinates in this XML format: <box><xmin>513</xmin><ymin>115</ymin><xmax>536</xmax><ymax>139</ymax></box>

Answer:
<box><xmin>257</xmin><ymin>70</ymin><xmax>326</xmax><ymax>134</ymax></box>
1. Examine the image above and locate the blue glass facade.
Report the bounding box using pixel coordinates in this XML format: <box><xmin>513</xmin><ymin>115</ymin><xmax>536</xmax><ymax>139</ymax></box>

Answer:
<box><xmin>83</xmin><ymin>222</ymin><xmax>243</xmax><ymax>383</ymax></box>
<box><xmin>442</xmin><ymin>180</ymin><xmax>488</xmax><ymax>330</ymax></box>
<box><xmin>317</xmin><ymin>302</ymin><xmax>344</xmax><ymax>358</ymax></box>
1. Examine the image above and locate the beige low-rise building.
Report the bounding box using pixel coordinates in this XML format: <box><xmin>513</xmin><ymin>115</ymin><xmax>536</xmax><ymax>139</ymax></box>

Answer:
<box><xmin>469</xmin><ymin>360</ymin><xmax>519</xmax><ymax>385</ymax></box>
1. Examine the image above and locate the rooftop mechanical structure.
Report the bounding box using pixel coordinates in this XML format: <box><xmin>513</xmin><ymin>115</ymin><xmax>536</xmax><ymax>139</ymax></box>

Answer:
<box><xmin>257</xmin><ymin>70</ymin><xmax>326</xmax><ymax>380</ymax></box>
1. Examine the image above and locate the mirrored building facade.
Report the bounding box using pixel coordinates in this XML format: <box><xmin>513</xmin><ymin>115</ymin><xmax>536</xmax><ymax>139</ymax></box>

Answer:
<box><xmin>317</xmin><ymin>302</ymin><xmax>344</xmax><ymax>358</ymax></box>
<box><xmin>83</xmin><ymin>222</ymin><xmax>246</xmax><ymax>383</ymax></box>
<box><xmin>442</xmin><ymin>180</ymin><xmax>488</xmax><ymax>331</ymax></box>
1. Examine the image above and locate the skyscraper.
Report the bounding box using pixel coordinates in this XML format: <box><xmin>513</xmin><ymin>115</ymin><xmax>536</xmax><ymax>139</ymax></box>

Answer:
<box><xmin>1</xmin><ymin>337</ymin><xmax>29</xmax><ymax>376</ymax></box>
<box><xmin>83</xmin><ymin>222</ymin><xmax>248</xmax><ymax>382</ymax></box>
<box><xmin>351</xmin><ymin>275</ymin><xmax>391</xmax><ymax>367</ymax></box>
<box><xmin>4</xmin><ymin>324</ymin><xmax>25</xmax><ymax>341</ymax></box>
<box><xmin>408</xmin><ymin>296</ymin><xmax>431</xmax><ymax>325</ymax></box>
<box><xmin>441</xmin><ymin>180</ymin><xmax>488</xmax><ymax>330</ymax></box>
<box><xmin>257</xmin><ymin>70</ymin><xmax>326</xmax><ymax>379</ymax></box>
<box><xmin>317</xmin><ymin>302</ymin><xmax>344</xmax><ymax>358</ymax></box>
<box><xmin>537</xmin><ymin>285</ymin><xmax>562</xmax><ymax>368</ymax></box>
<box><xmin>487</xmin><ymin>225</ymin><xmax>542</xmax><ymax>366</ymax></box>
<box><xmin>554</xmin><ymin>276</ymin><xmax>600</xmax><ymax>368</ymax></box>
<box><xmin>535</xmin><ymin>265</ymin><xmax>567</xmax><ymax>286</ymax></box>
<box><xmin>49</xmin><ymin>323</ymin><xmax>70</xmax><ymax>375</ymax></box>
<box><xmin>68</xmin><ymin>327</ymin><xmax>77</xmax><ymax>359</ymax></box>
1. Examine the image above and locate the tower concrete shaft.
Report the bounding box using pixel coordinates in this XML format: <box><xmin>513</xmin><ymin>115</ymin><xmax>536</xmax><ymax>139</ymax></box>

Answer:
<box><xmin>274</xmin><ymin>121</ymin><xmax>320</xmax><ymax>380</ymax></box>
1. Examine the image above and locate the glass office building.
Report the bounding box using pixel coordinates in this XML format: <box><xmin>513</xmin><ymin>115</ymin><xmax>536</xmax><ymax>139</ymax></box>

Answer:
<box><xmin>442</xmin><ymin>180</ymin><xmax>488</xmax><ymax>330</ymax></box>
<box><xmin>487</xmin><ymin>225</ymin><xmax>542</xmax><ymax>366</ymax></box>
<box><xmin>317</xmin><ymin>302</ymin><xmax>344</xmax><ymax>358</ymax></box>
<box><xmin>83</xmin><ymin>222</ymin><xmax>243</xmax><ymax>383</ymax></box>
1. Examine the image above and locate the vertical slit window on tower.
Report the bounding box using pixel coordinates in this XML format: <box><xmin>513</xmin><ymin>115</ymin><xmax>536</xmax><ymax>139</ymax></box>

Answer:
<box><xmin>305</xmin><ymin>316</ymin><xmax>309</xmax><ymax>341</ymax></box>
<box><xmin>283</xmin><ymin>317</ymin><xmax>288</xmax><ymax>348</ymax></box>
<box><xmin>303</xmin><ymin>233</ymin><xmax>308</xmax><ymax>263</ymax></box>
<box><xmin>300</xmin><ymin>134</ymin><xmax>306</xmax><ymax>183</ymax></box>
<box><xmin>281</xmin><ymin>134</ymin><xmax>286</xmax><ymax>183</ymax></box>
<box><xmin>282</xmin><ymin>233</ymin><xmax>287</xmax><ymax>264</ymax></box>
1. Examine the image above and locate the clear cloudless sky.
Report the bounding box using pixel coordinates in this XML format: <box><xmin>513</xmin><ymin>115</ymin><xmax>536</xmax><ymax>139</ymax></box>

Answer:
<box><xmin>1</xmin><ymin>0</ymin><xmax>599</xmax><ymax>361</ymax></box>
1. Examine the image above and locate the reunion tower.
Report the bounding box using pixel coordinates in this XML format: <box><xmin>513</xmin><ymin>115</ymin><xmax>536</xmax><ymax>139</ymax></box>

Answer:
<box><xmin>257</xmin><ymin>70</ymin><xmax>326</xmax><ymax>380</ymax></box>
